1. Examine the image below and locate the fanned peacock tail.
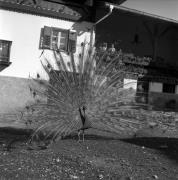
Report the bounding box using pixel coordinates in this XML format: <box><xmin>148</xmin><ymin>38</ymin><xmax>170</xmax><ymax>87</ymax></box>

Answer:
<box><xmin>21</xmin><ymin>46</ymin><xmax>175</xmax><ymax>142</ymax></box>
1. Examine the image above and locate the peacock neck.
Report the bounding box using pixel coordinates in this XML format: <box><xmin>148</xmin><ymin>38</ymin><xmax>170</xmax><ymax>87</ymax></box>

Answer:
<box><xmin>79</xmin><ymin>107</ymin><xmax>85</xmax><ymax>125</ymax></box>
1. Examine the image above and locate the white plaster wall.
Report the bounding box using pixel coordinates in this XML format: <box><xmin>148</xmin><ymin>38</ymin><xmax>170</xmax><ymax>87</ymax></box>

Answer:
<box><xmin>149</xmin><ymin>82</ymin><xmax>163</xmax><ymax>92</ymax></box>
<box><xmin>0</xmin><ymin>9</ymin><xmax>94</xmax><ymax>79</ymax></box>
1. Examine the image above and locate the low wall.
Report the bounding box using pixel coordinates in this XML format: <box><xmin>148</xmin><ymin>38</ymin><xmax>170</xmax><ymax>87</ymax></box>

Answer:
<box><xmin>148</xmin><ymin>92</ymin><xmax>178</xmax><ymax>111</ymax></box>
<box><xmin>0</xmin><ymin>76</ymin><xmax>44</xmax><ymax>114</ymax></box>
<box><xmin>1</xmin><ymin>75</ymin><xmax>178</xmax><ymax>115</ymax></box>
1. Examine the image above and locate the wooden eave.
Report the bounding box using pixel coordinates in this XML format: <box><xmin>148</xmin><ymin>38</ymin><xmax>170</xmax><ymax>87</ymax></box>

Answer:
<box><xmin>0</xmin><ymin>0</ymin><xmax>93</xmax><ymax>21</ymax></box>
<box><xmin>0</xmin><ymin>0</ymin><xmax>127</xmax><ymax>22</ymax></box>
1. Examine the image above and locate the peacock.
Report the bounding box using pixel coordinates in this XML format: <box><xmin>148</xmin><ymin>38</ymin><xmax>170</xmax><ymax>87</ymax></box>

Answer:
<box><xmin>77</xmin><ymin>106</ymin><xmax>91</xmax><ymax>141</ymax></box>
<box><xmin>22</xmin><ymin>45</ymin><xmax>177</xmax><ymax>144</ymax></box>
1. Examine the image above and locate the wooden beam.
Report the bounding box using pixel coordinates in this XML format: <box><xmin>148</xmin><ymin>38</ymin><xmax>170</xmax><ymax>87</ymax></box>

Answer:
<box><xmin>159</xmin><ymin>26</ymin><xmax>177</xmax><ymax>38</ymax></box>
<box><xmin>143</xmin><ymin>22</ymin><xmax>173</xmax><ymax>61</ymax></box>
<box><xmin>0</xmin><ymin>1</ymin><xmax>82</xmax><ymax>21</ymax></box>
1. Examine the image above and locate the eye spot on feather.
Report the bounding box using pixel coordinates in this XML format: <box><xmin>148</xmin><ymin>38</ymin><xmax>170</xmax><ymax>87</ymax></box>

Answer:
<box><xmin>67</xmin><ymin>62</ymin><xmax>71</xmax><ymax>67</ymax></box>
<box><xmin>47</xmin><ymin>63</ymin><xmax>50</xmax><ymax>69</ymax></box>
<box><xmin>36</xmin><ymin>73</ymin><xmax>40</xmax><ymax>79</ymax></box>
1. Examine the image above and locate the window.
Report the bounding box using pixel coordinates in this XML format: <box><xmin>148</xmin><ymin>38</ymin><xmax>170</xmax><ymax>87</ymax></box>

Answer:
<box><xmin>40</xmin><ymin>26</ymin><xmax>77</xmax><ymax>53</ymax></box>
<box><xmin>163</xmin><ymin>83</ymin><xmax>175</xmax><ymax>93</ymax></box>
<box><xmin>0</xmin><ymin>40</ymin><xmax>12</xmax><ymax>62</ymax></box>
<box><xmin>149</xmin><ymin>82</ymin><xmax>162</xmax><ymax>92</ymax></box>
<box><xmin>123</xmin><ymin>79</ymin><xmax>137</xmax><ymax>90</ymax></box>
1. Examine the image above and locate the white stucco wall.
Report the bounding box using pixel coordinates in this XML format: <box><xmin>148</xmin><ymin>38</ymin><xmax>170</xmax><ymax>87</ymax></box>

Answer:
<box><xmin>0</xmin><ymin>9</ymin><xmax>94</xmax><ymax>79</ymax></box>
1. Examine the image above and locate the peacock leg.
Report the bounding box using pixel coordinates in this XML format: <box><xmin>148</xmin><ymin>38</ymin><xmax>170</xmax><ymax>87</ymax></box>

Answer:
<box><xmin>78</xmin><ymin>130</ymin><xmax>81</xmax><ymax>142</ymax></box>
<box><xmin>82</xmin><ymin>130</ymin><xmax>85</xmax><ymax>142</ymax></box>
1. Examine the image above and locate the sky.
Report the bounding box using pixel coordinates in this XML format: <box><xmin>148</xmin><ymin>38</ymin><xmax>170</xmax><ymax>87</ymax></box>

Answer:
<box><xmin>122</xmin><ymin>0</ymin><xmax>178</xmax><ymax>21</ymax></box>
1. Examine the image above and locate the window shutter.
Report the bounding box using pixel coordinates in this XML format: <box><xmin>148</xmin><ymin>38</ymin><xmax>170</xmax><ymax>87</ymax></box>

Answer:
<box><xmin>42</xmin><ymin>26</ymin><xmax>52</xmax><ymax>49</ymax></box>
<box><xmin>58</xmin><ymin>31</ymin><xmax>68</xmax><ymax>51</ymax></box>
<box><xmin>68</xmin><ymin>31</ymin><xmax>77</xmax><ymax>53</ymax></box>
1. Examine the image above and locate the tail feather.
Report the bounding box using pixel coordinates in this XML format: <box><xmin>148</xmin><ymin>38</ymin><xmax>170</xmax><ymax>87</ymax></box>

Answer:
<box><xmin>16</xmin><ymin>46</ymin><xmax>177</xmax><ymax>143</ymax></box>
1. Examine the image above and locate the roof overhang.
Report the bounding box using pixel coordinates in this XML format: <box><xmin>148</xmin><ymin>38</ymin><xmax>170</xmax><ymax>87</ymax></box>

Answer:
<box><xmin>104</xmin><ymin>0</ymin><xmax>127</xmax><ymax>5</ymax></box>
<box><xmin>0</xmin><ymin>0</ymin><xmax>91</xmax><ymax>21</ymax></box>
<box><xmin>45</xmin><ymin>0</ymin><xmax>127</xmax><ymax>6</ymax></box>
<box><xmin>0</xmin><ymin>0</ymin><xmax>127</xmax><ymax>22</ymax></box>
<box><xmin>105</xmin><ymin>2</ymin><xmax>178</xmax><ymax>25</ymax></box>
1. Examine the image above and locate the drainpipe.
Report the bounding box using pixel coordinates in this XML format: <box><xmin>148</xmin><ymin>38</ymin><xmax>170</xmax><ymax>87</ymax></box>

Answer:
<box><xmin>90</xmin><ymin>4</ymin><xmax>114</xmax><ymax>47</ymax></box>
<box><xmin>94</xmin><ymin>4</ymin><xmax>114</xmax><ymax>25</ymax></box>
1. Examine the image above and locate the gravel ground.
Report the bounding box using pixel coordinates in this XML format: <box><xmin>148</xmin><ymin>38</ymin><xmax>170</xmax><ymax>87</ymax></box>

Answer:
<box><xmin>0</xmin><ymin>128</ymin><xmax>178</xmax><ymax>180</ymax></box>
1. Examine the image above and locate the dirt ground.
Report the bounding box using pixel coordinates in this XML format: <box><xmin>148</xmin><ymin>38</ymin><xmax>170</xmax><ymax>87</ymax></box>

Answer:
<box><xmin>0</xmin><ymin>128</ymin><xmax>178</xmax><ymax>180</ymax></box>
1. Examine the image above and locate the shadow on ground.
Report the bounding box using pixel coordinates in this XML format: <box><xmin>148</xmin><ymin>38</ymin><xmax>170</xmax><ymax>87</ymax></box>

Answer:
<box><xmin>1</xmin><ymin>127</ymin><xmax>178</xmax><ymax>164</ymax></box>
<box><xmin>121</xmin><ymin>137</ymin><xmax>178</xmax><ymax>164</ymax></box>
<box><xmin>66</xmin><ymin>134</ymin><xmax>178</xmax><ymax>164</ymax></box>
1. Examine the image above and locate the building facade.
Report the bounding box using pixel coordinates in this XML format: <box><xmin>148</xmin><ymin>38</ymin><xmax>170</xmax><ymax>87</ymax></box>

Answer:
<box><xmin>0</xmin><ymin>0</ymin><xmax>126</xmax><ymax>114</ymax></box>
<box><xmin>0</xmin><ymin>0</ymin><xmax>95</xmax><ymax>113</ymax></box>
<box><xmin>1</xmin><ymin>0</ymin><xmax>178</xmax><ymax>114</ymax></box>
<box><xmin>96</xmin><ymin>4</ymin><xmax>178</xmax><ymax>111</ymax></box>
